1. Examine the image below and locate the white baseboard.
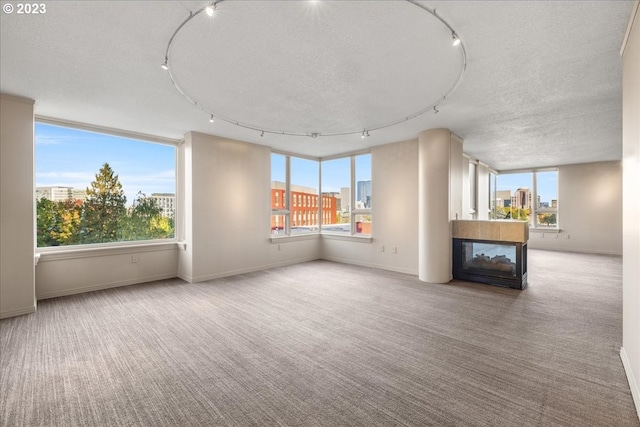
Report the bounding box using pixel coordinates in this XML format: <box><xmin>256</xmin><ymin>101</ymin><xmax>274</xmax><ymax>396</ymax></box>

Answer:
<box><xmin>320</xmin><ymin>256</ymin><xmax>418</xmax><ymax>276</ymax></box>
<box><xmin>621</xmin><ymin>347</ymin><xmax>640</xmax><ymax>421</ymax></box>
<box><xmin>190</xmin><ymin>256</ymin><xmax>321</xmax><ymax>283</ymax></box>
<box><xmin>0</xmin><ymin>304</ymin><xmax>36</xmax><ymax>319</ymax></box>
<box><xmin>36</xmin><ymin>273</ymin><xmax>177</xmax><ymax>300</ymax></box>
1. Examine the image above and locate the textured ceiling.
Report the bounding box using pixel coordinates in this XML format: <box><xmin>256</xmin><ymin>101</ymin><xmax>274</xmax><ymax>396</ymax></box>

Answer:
<box><xmin>0</xmin><ymin>1</ymin><xmax>633</xmax><ymax>171</ymax></box>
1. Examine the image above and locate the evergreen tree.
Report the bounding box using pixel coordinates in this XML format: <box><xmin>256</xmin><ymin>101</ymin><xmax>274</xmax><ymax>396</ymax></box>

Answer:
<box><xmin>81</xmin><ymin>163</ymin><xmax>126</xmax><ymax>243</ymax></box>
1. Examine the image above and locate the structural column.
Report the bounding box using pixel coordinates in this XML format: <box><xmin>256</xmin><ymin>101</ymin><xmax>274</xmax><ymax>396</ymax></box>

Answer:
<box><xmin>418</xmin><ymin>128</ymin><xmax>463</xmax><ymax>283</ymax></box>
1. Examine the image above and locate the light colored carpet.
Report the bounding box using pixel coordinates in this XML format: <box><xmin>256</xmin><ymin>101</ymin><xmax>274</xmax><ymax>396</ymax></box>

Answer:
<box><xmin>1</xmin><ymin>250</ymin><xmax>638</xmax><ymax>426</ymax></box>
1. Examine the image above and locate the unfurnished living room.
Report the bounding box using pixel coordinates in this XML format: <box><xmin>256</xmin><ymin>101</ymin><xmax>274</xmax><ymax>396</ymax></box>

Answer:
<box><xmin>1</xmin><ymin>1</ymin><xmax>639</xmax><ymax>426</ymax></box>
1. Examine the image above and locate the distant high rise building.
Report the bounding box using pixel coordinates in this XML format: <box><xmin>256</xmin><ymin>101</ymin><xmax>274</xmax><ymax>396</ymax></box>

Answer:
<box><xmin>36</xmin><ymin>186</ymin><xmax>86</xmax><ymax>202</ymax></box>
<box><xmin>356</xmin><ymin>180</ymin><xmax>371</xmax><ymax>208</ymax></box>
<box><xmin>514</xmin><ymin>187</ymin><xmax>532</xmax><ymax>210</ymax></box>
<box><xmin>551</xmin><ymin>199</ymin><xmax>558</xmax><ymax>208</ymax></box>
<box><xmin>151</xmin><ymin>193</ymin><xmax>175</xmax><ymax>218</ymax></box>
<box><xmin>495</xmin><ymin>190</ymin><xmax>512</xmax><ymax>208</ymax></box>
<box><xmin>340</xmin><ymin>187</ymin><xmax>350</xmax><ymax>213</ymax></box>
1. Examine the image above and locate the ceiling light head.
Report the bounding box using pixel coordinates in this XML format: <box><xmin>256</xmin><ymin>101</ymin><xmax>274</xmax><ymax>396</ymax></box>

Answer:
<box><xmin>433</xmin><ymin>106</ymin><xmax>439</xmax><ymax>114</ymax></box>
<box><xmin>452</xmin><ymin>32</ymin><xmax>461</xmax><ymax>47</ymax></box>
<box><xmin>310</xmin><ymin>132</ymin><xmax>320</xmax><ymax>138</ymax></box>
<box><xmin>361</xmin><ymin>130</ymin><xmax>370</xmax><ymax>138</ymax></box>
<box><xmin>161</xmin><ymin>59</ymin><xmax>169</xmax><ymax>70</ymax></box>
<box><xmin>209</xmin><ymin>114</ymin><xmax>215</xmax><ymax>123</ymax></box>
<box><xmin>260</xmin><ymin>131</ymin><xmax>264</xmax><ymax>137</ymax></box>
<box><xmin>205</xmin><ymin>4</ymin><xmax>215</xmax><ymax>17</ymax></box>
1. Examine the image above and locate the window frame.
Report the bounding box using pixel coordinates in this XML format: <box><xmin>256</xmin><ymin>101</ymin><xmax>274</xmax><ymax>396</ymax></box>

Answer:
<box><xmin>491</xmin><ymin>168</ymin><xmax>559</xmax><ymax>230</ymax></box>
<box><xmin>34</xmin><ymin>117</ymin><xmax>180</xmax><ymax>253</ymax></box>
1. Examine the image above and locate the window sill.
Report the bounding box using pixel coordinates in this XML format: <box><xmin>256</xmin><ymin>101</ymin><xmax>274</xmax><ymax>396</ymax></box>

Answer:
<box><xmin>269</xmin><ymin>233</ymin><xmax>372</xmax><ymax>244</ymax></box>
<box><xmin>36</xmin><ymin>240</ymin><xmax>179</xmax><ymax>262</ymax></box>
<box><xmin>321</xmin><ymin>233</ymin><xmax>373</xmax><ymax>243</ymax></box>
<box><xmin>270</xmin><ymin>234</ymin><xmax>320</xmax><ymax>243</ymax></box>
<box><xmin>529</xmin><ymin>228</ymin><xmax>561</xmax><ymax>233</ymax></box>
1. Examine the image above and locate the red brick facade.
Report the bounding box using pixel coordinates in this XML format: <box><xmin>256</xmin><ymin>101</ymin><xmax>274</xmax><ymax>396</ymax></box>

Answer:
<box><xmin>271</xmin><ymin>189</ymin><xmax>336</xmax><ymax>230</ymax></box>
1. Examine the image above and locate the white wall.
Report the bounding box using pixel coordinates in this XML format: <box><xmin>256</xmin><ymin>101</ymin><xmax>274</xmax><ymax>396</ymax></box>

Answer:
<box><xmin>321</xmin><ymin>139</ymin><xmax>419</xmax><ymax>275</ymax></box>
<box><xmin>179</xmin><ymin>132</ymin><xmax>320</xmax><ymax>282</ymax></box>
<box><xmin>527</xmin><ymin>161</ymin><xmax>622</xmax><ymax>255</ymax></box>
<box><xmin>0</xmin><ymin>95</ymin><xmax>36</xmax><ymax>319</ymax></box>
<box><xmin>621</xmin><ymin>1</ymin><xmax>640</xmax><ymax>419</ymax></box>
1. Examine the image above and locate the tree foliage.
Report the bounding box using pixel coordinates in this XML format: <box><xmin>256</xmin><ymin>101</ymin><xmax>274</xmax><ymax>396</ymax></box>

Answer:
<box><xmin>36</xmin><ymin>163</ymin><xmax>174</xmax><ymax>247</ymax></box>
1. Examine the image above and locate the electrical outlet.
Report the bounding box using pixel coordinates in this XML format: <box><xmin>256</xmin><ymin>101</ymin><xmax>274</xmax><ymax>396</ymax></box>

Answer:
<box><xmin>131</xmin><ymin>254</ymin><xmax>139</xmax><ymax>263</ymax></box>
<box><xmin>277</xmin><ymin>244</ymin><xmax>281</xmax><ymax>251</ymax></box>
<box><xmin>554</xmin><ymin>234</ymin><xmax>559</xmax><ymax>239</ymax></box>
<box><xmin>380</xmin><ymin>245</ymin><xmax>385</xmax><ymax>252</ymax></box>
<box><xmin>539</xmin><ymin>233</ymin><xmax>544</xmax><ymax>238</ymax></box>
<box><xmin>565</xmin><ymin>234</ymin><xmax>571</xmax><ymax>239</ymax></box>
<box><xmin>392</xmin><ymin>246</ymin><xmax>397</xmax><ymax>254</ymax></box>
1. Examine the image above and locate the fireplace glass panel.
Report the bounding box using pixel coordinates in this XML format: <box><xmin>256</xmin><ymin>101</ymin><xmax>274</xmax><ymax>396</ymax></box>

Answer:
<box><xmin>461</xmin><ymin>242</ymin><xmax>517</xmax><ymax>278</ymax></box>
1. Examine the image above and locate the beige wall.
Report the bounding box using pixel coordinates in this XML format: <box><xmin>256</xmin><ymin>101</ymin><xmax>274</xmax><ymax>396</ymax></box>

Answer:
<box><xmin>179</xmin><ymin>132</ymin><xmax>320</xmax><ymax>282</ymax></box>
<box><xmin>527</xmin><ymin>161</ymin><xmax>622</xmax><ymax>255</ymax></box>
<box><xmin>0</xmin><ymin>95</ymin><xmax>36</xmax><ymax>318</ymax></box>
<box><xmin>621</xmin><ymin>1</ymin><xmax>640</xmax><ymax>419</ymax></box>
<box><xmin>321</xmin><ymin>139</ymin><xmax>419</xmax><ymax>275</ymax></box>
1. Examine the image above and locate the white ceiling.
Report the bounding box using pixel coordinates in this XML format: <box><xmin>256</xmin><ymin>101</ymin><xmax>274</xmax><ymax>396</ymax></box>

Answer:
<box><xmin>0</xmin><ymin>1</ymin><xmax>633</xmax><ymax>171</ymax></box>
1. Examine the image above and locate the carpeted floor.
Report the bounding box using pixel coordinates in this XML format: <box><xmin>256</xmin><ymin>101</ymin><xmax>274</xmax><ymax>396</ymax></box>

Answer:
<box><xmin>1</xmin><ymin>250</ymin><xmax>638</xmax><ymax>426</ymax></box>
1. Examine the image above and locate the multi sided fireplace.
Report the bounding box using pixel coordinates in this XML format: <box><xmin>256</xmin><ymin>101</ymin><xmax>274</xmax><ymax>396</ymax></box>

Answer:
<box><xmin>452</xmin><ymin>220</ymin><xmax>529</xmax><ymax>290</ymax></box>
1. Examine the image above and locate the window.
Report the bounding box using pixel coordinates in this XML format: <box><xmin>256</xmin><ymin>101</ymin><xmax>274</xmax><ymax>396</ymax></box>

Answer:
<box><xmin>35</xmin><ymin>122</ymin><xmax>176</xmax><ymax>248</ymax></box>
<box><xmin>493</xmin><ymin>170</ymin><xmax>558</xmax><ymax>228</ymax></box>
<box><xmin>321</xmin><ymin>153</ymin><xmax>371</xmax><ymax>236</ymax></box>
<box><xmin>270</xmin><ymin>153</ymin><xmax>319</xmax><ymax>236</ymax></box>
<box><xmin>469</xmin><ymin>161</ymin><xmax>477</xmax><ymax>217</ymax></box>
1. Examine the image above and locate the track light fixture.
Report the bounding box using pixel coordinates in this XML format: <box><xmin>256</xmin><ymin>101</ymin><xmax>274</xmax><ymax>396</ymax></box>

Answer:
<box><xmin>452</xmin><ymin>32</ymin><xmax>461</xmax><ymax>47</ymax></box>
<box><xmin>162</xmin><ymin>0</ymin><xmax>467</xmax><ymax>138</ymax></box>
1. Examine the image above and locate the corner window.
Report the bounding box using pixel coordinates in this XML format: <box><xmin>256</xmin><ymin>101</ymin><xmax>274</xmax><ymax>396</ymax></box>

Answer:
<box><xmin>35</xmin><ymin>122</ymin><xmax>176</xmax><ymax>248</ymax></box>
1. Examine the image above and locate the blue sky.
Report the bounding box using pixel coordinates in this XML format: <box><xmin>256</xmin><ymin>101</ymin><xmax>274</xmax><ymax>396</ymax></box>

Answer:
<box><xmin>36</xmin><ymin>123</ymin><xmax>176</xmax><ymax>205</ymax></box>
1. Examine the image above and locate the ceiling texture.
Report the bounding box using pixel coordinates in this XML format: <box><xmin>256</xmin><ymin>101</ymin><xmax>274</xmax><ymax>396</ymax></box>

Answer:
<box><xmin>0</xmin><ymin>0</ymin><xmax>633</xmax><ymax>171</ymax></box>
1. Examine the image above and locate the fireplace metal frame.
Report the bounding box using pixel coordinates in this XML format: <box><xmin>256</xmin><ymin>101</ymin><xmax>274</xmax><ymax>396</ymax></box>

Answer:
<box><xmin>452</xmin><ymin>238</ymin><xmax>528</xmax><ymax>289</ymax></box>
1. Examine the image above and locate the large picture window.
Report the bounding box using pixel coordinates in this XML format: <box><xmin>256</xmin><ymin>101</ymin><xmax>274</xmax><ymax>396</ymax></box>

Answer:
<box><xmin>492</xmin><ymin>170</ymin><xmax>558</xmax><ymax>228</ymax></box>
<box><xmin>35</xmin><ymin>122</ymin><xmax>176</xmax><ymax>248</ymax></box>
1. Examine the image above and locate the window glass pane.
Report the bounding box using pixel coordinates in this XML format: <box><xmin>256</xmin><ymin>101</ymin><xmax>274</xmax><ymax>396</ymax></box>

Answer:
<box><xmin>536</xmin><ymin>170</ymin><xmax>558</xmax><ymax>227</ymax></box>
<box><xmin>489</xmin><ymin>172</ymin><xmax>497</xmax><ymax>219</ymax></box>
<box><xmin>35</xmin><ymin>123</ymin><xmax>175</xmax><ymax>247</ymax></box>
<box><xmin>290</xmin><ymin>157</ymin><xmax>319</xmax><ymax>234</ymax></box>
<box><xmin>536</xmin><ymin>171</ymin><xmax>558</xmax><ymax>210</ymax></box>
<box><xmin>355</xmin><ymin>154</ymin><xmax>372</xmax><ymax>208</ymax></box>
<box><xmin>469</xmin><ymin>162</ymin><xmax>477</xmax><ymax>211</ymax></box>
<box><xmin>321</xmin><ymin>157</ymin><xmax>350</xmax><ymax>233</ymax></box>
<box><xmin>495</xmin><ymin>173</ymin><xmax>532</xmax><ymax>224</ymax></box>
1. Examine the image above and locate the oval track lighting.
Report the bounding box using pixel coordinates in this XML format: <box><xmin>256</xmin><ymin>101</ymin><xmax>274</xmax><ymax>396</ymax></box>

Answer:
<box><xmin>205</xmin><ymin>4</ymin><xmax>215</xmax><ymax>17</ymax></box>
<box><xmin>161</xmin><ymin>60</ymin><xmax>169</xmax><ymax>70</ymax></box>
<box><xmin>209</xmin><ymin>114</ymin><xmax>215</xmax><ymax>123</ymax></box>
<box><xmin>452</xmin><ymin>32</ymin><xmax>461</xmax><ymax>47</ymax></box>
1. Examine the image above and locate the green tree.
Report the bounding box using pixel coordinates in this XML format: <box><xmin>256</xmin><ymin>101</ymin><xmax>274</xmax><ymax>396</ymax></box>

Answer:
<box><xmin>81</xmin><ymin>163</ymin><xmax>126</xmax><ymax>243</ymax></box>
<box><xmin>122</xmin><ymin>192</ymin><xmax>172</xmax><ymax>240</ymax></box>
<box><xmin>37</xmin><ymin>198</ymin><xmax>83</xmax><ymax>247</ymax></box>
